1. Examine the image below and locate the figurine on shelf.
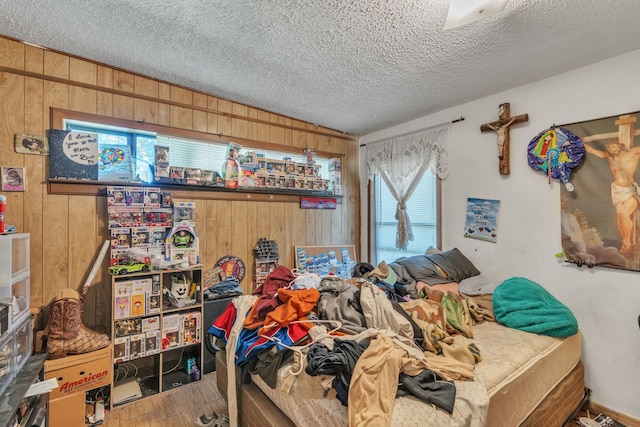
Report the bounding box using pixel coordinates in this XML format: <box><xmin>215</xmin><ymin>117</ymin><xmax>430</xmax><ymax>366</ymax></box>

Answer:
<box><xmin>173</xmin><ymin>230</ymin><xmax>193</xmax><ymax>248</ymax></box>
<box><xmin>165</xmin><ymin>225</ymin><xmax>199</xmax><ymax>266</ymax></box>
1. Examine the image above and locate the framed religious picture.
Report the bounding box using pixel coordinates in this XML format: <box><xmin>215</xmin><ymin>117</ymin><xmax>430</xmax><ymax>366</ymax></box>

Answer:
<box><xmin>560</xmin><ymin>111</ymin><xmax>640</xmax><ymax>271</ymax></box>
<box><xmin>14</xmin><ymin>133</ymin><xmax>49</xmax><ymax>155</ymax></box>
<box><xmin>1</xmin><ymin>167</ymin><xmax>26</xmax><ymax>191</ymax></box>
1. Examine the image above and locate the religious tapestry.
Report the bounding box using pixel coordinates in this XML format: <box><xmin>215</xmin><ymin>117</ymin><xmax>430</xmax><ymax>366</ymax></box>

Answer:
<box><xmin>560</xmin><ymin>111</ymin><xmax>640</xmax><ymax>271</ymax></box>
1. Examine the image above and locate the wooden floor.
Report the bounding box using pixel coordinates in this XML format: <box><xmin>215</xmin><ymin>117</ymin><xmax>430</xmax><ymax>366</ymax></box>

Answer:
<box><xmin>104</xmin><ymin>372</ymin><xmax>228</xmax><ymax>427</ymax></box>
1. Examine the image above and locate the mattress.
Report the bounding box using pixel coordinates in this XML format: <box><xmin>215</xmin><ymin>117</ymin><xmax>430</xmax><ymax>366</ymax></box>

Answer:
<box><xmin>248</xmin><ymin>321</ymin><xmax>582</xmax><ymax>427</ymax></box>
<box><xmin>473</xmin><ymin>322</ymin><xmax>582</xmax><ymax>426</ymax></box>
<box><xmin>251</xmin><ymin>353</ymin><xmax>490</xmax><ymax>426</ymax></box>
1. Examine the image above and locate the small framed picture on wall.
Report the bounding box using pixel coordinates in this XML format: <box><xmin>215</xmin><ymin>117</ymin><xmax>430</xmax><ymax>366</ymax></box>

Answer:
<box><xmin>1</xmin><ymin>167</ymin><xmax>26</xmax><ymax>191</ymax></box>
<box><xmin>14</xmin><ymin>134</ymin><xmax>49</xmax><ymax>155</ymax></box>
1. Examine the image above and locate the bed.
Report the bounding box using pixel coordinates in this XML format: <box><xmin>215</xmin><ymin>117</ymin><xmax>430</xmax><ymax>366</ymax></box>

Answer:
<box><xmin>211</xmin><ymin>249</ymin><xmax>587</xmax><ymax>427</ymax></box>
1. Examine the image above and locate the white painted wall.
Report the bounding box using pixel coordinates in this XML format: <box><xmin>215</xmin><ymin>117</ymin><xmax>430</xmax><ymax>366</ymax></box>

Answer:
<box><xmin>360</xmin><ymin>49</ymin><xmax>640</xmax><ymax>419</ymax></box>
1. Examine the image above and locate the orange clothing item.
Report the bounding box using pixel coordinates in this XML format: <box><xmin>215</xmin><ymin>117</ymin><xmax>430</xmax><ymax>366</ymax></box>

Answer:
<box><xmin>244</xmin><ymin>266</ymin><xmax>297</xmax><ymax>330</ymax></box>
<box><xmin>258</xmin><ymin>288</ymin><xmax>320</xmax><ymax>335</ymax></box>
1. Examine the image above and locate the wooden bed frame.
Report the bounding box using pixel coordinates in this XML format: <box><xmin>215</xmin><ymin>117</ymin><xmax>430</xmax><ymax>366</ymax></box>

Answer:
<box><xmin>215</xmin><ymin>351</ymin><xmax>587</xmax><ymax>427</ymax></box>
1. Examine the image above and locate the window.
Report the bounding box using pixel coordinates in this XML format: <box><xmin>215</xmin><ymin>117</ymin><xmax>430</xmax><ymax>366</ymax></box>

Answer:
<box><xmin>67</xmin><ymin>121</ymin><xmax>156</xmax><ymax>183</ymax></box>
<box><xmin>372</xmin><ymin>173</ymin><xmax>439</xmax><ymax>264</ymax></box>
<box><xmin>64</xmin><ymin>120</ymin><xmax>330</xmax><ymax>184</ymax></box>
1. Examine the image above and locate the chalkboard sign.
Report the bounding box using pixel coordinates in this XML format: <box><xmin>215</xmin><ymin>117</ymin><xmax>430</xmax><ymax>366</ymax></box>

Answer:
<box><xmin>48</xmin><ymin>129</ymin><xmax>99</xmax><ymax>180</ymax></box>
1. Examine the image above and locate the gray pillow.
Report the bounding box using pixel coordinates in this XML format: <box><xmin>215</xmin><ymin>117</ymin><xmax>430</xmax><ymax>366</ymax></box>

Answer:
<box><xmin>394</xmin><ymin>255</ymin><xmax>452</xmax><ymax>285</ymax></box>
<box><xmin>426</xmin><ymin>248</ymin><xmax>481</xmax><ymax>283</ymax></box>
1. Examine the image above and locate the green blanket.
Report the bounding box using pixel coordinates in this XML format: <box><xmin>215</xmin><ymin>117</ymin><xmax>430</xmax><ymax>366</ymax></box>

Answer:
<box><xmin>492</xmin><ymin>277</ymin><xmax>578</xmax><ymax>337</ymax></box>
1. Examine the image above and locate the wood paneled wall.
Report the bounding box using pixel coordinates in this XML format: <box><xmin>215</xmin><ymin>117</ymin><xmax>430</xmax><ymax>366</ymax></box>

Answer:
<box><xmin>0</xmin><ymin>36</ymin><xmax>360</xmax><ymax>328</ymax></box>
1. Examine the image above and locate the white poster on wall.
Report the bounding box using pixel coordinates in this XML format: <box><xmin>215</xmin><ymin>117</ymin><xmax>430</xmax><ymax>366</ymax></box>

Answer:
<box><xmin>464</xmin><ymin>197</ymin><xmax>501</xmax><ymax>243</ymax></box>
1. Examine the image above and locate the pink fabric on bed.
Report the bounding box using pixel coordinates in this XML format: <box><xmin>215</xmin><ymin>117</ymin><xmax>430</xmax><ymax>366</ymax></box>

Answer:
<box><xmin>417</xmin><ymin>281</ymin><xmax>460</xmax><ymax>300</ymax></box>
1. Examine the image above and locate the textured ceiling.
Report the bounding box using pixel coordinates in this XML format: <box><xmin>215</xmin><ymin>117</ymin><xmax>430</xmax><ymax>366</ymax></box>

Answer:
<box><xmin>2</xmin><ymin>0</ymin><xmax>640</xmax><ymax>136</ymax></box>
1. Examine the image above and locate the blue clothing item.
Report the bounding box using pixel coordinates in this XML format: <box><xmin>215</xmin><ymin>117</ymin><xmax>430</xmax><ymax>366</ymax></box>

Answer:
<box><xmin>235</xmin><ymin>324</ymin><xmax>308</xmax><ymax>365</ymax></box>
<box><xmin>205</xmin><ymin>278</ymin><xmax>243</xmax><ymax>297</ymax></box>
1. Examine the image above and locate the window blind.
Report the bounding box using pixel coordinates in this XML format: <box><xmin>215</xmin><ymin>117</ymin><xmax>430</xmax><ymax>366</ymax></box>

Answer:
<box><xmin>374</xmin><ymin>173</ymin><xmax>438</xmax><ymax>263</ymax></box>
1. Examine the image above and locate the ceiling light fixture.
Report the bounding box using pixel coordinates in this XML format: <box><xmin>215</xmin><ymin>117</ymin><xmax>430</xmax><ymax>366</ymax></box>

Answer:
<box><xmin>443</xmin><ymin>0</ymin><xmax>509</xmax><ymax>30</ymax></box>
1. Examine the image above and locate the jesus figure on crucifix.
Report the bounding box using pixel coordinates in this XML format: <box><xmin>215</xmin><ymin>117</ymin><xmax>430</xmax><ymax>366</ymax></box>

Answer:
<box><xmin>486</xmin><ymin>117</ymin><xmax>516</xmax><ymax>161</ymax></box>
<box><xmin>480</xmin><ymin>103</ymin><xmax>529</xmax><ymax>175</ymax></box>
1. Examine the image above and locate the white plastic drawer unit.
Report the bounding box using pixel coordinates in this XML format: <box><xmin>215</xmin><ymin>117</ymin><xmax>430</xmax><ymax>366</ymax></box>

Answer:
<box><xmin>0</xmin><ymin>233</ymin><xmax>29</xmax><ymax>283</ymax></box>
<box><xmin>0</xmin><ymin>275</ymin><xmax>30</xmax><ymax>327</ymax></box>
<box><xmin>13</xmin><ymin>316</ymin><xmax>32</xmax><ymax>372</ymax></box>
<box><xmin>0</xmin><ymin>331</ymin><xmax>15</xmax><ymax>398</ymax></box>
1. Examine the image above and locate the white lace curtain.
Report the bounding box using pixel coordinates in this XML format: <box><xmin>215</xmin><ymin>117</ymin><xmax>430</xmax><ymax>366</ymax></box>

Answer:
<box><xmin>365</xmin><ymin>122</ymin><xmax>451</xmax><ymax>250</ymax></box>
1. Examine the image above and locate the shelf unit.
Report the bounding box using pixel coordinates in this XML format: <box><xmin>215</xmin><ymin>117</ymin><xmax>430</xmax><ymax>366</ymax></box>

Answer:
<box><xmin>0</xmin><ymin>233</ymin><xmax>30</xmax><ymax>330</ymax></box>
<box><xmin>48</xmin><ymin>178</ymin><xmax>342</xmax><ymax>203</ymax></box>
<box><xmin>110</xmin><ymin>267</ymin><xmax>203</xmax><ymax>408</ymax></box>
<box><xmin>0</xmin><ymin>233</ymin><xmax>32</xmax><ymax>399</ymax></box>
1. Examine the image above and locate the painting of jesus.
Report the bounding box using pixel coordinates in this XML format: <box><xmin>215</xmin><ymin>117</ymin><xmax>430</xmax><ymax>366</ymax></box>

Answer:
<box><xmin>561</xmin><ymin>111</ymin><xmax>640</xmax><ymax>271</ymax></box>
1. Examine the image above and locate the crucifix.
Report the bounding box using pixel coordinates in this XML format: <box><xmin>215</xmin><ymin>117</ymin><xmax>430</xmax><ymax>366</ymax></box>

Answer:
<box><xmin>480</xmin><ymin>103</ymin><xmax>529</xmax><ymax>175</ymax></box>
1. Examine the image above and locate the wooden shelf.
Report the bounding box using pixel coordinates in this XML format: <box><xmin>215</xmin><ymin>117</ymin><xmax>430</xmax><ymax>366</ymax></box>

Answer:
<box><xmin>48</xmin><ymin>179</ymin><xmax>342</xmax><ymax>204</ymax></box>
<box><xmin>111</xmin><ymin>269</ymin><xmax>204</xmax><ymax>409</ymax></box>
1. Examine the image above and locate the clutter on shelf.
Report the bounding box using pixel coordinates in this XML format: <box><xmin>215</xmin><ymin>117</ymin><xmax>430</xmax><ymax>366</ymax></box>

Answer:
<box><xmin>295</xmin><ymin>245</ymin><xmax>357</xmax><ymax>278</ymax></box>
<box><xmin>107</xmin><ymin>187</ymin><xmax>200</xmax><ymax>273</ymax></box>
<box><xmin>253</xmin><ymin>238</ymin><xmax>280</xmax><ymax>289</ymax></box>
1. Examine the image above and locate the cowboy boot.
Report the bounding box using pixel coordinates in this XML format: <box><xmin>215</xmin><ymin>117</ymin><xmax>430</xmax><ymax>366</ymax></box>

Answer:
<box><xmin>47</xmin><ymin>289</ymin><xmax>110</xmax><ymax>357</ymax></box>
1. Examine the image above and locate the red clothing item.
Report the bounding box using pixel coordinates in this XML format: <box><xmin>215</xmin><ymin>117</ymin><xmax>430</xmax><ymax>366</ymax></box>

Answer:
<box><xmin>209</xmin><ymin>300</ymin><xmax>236</xmax><ymax>343</ymax></box>
<box><xmin>244</xmin><ymin>265</ymin><xmax>297</xmax><ymax>330</ymax></box>
<box><xmin>259</xmin><ymin>288</ymin><xmax>320</xmax><ymax>335</ymax></box>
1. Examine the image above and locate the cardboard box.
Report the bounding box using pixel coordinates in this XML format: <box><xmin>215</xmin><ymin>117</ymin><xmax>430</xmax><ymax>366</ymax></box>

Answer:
<box><xmin>114</xmin><ymin>295</ymin><xmax>130</xmax><ymax>320</ymax></box>
<box><xmin>141</xmin><ymin>315</ymin><xmax>160</xmax><ymax>332</ymax></box>
<box><xmin>44</xmin><ymin>346</ymin><xmax>112</xmax><ymax>399</ymax></box>
<box><xmin>132</xmin><ymin>277</ymin><xmax>153</xmax><ymax>294</ymax></box>
<box><xmin>146</xmin><ymin>293</ymin><xmax>161</xmax><ymax>314</ymax></box>
<box><xmin>49</xmin><ymin>391</ymin><xmax>86</xmax><ymax>427</ymax></box>
<box><xmin>162</xmin><ymin>313</ymin><xmax>180</xmax><ymax>349</ymax></box>
<box><xmin>129</xmin><ymin>333</ymin><xmax>145</xmax><ymax>360</ymax></box>
<box><xmin>130</xmin><ymin>293</ymin><xmax>146</xmax><ymax>317</ymax></box>
<box><xmin>180</xmin><ymin>312</ymin><xmax>201</xmax><ymax>346</ymax></box>
<box><xmin>145</xmin><ymin>330</ymin><xmax>161</xmax><ymax>356</ymax></box>
<box><xmin>114</xmin><ymin>318</ymin><xmax>141</xmax><ymax>337</ymax></box>
<box><xmin>114</xmin><ymin>279</ymin><xmax>133</xmax><ymax>296</ymax></box>
<box><xmin>114</xmin><ymin>336</ymin><xmax>129</xmax><ymax>363</ymax></box>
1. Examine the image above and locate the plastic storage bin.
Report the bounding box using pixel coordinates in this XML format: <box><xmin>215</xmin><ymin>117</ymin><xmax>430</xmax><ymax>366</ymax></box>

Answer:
<box><xmin>0</xmin><ymin>233</ymin><xmax>30</xmax><ymax>283</ymax></box>
<box><xmin>0</xmin><ymin>274</ymin><xmax>30</xmax><ymax>328</ymax></box>
<box><xmin>13</xmin><ymin>316</ymin><xmax>32</xmax><ymax>372</ymax></box>
<box><xmin>0</xmin><ymin>302</ymin><xmax>10</xmax><ymax>338</ymax></box>
<box><xmin>0</xmin><ymin>331</ymin><xmax>15</xmax><ymax>397</ymax></box>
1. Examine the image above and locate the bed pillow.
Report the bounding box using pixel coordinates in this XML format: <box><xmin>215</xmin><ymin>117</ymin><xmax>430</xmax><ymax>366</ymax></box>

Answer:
<box><xmin>422</xmin><ymin>247</ymin><xmax>449</xmax><ymax>277</ymax></box>
<box><xmin>459</xmin><ymin>274</ymin><xmax>499</xmax><ymax>295</ymax></box>
<box><xmin>394</xmin><ymin>255</ymin><xmax>452</xmax><ymax>285</ymax></box>
<box><xmin>425</xmin><ymin>248</ymin><xmax>481</xmax><ymax>283</ymax></box>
